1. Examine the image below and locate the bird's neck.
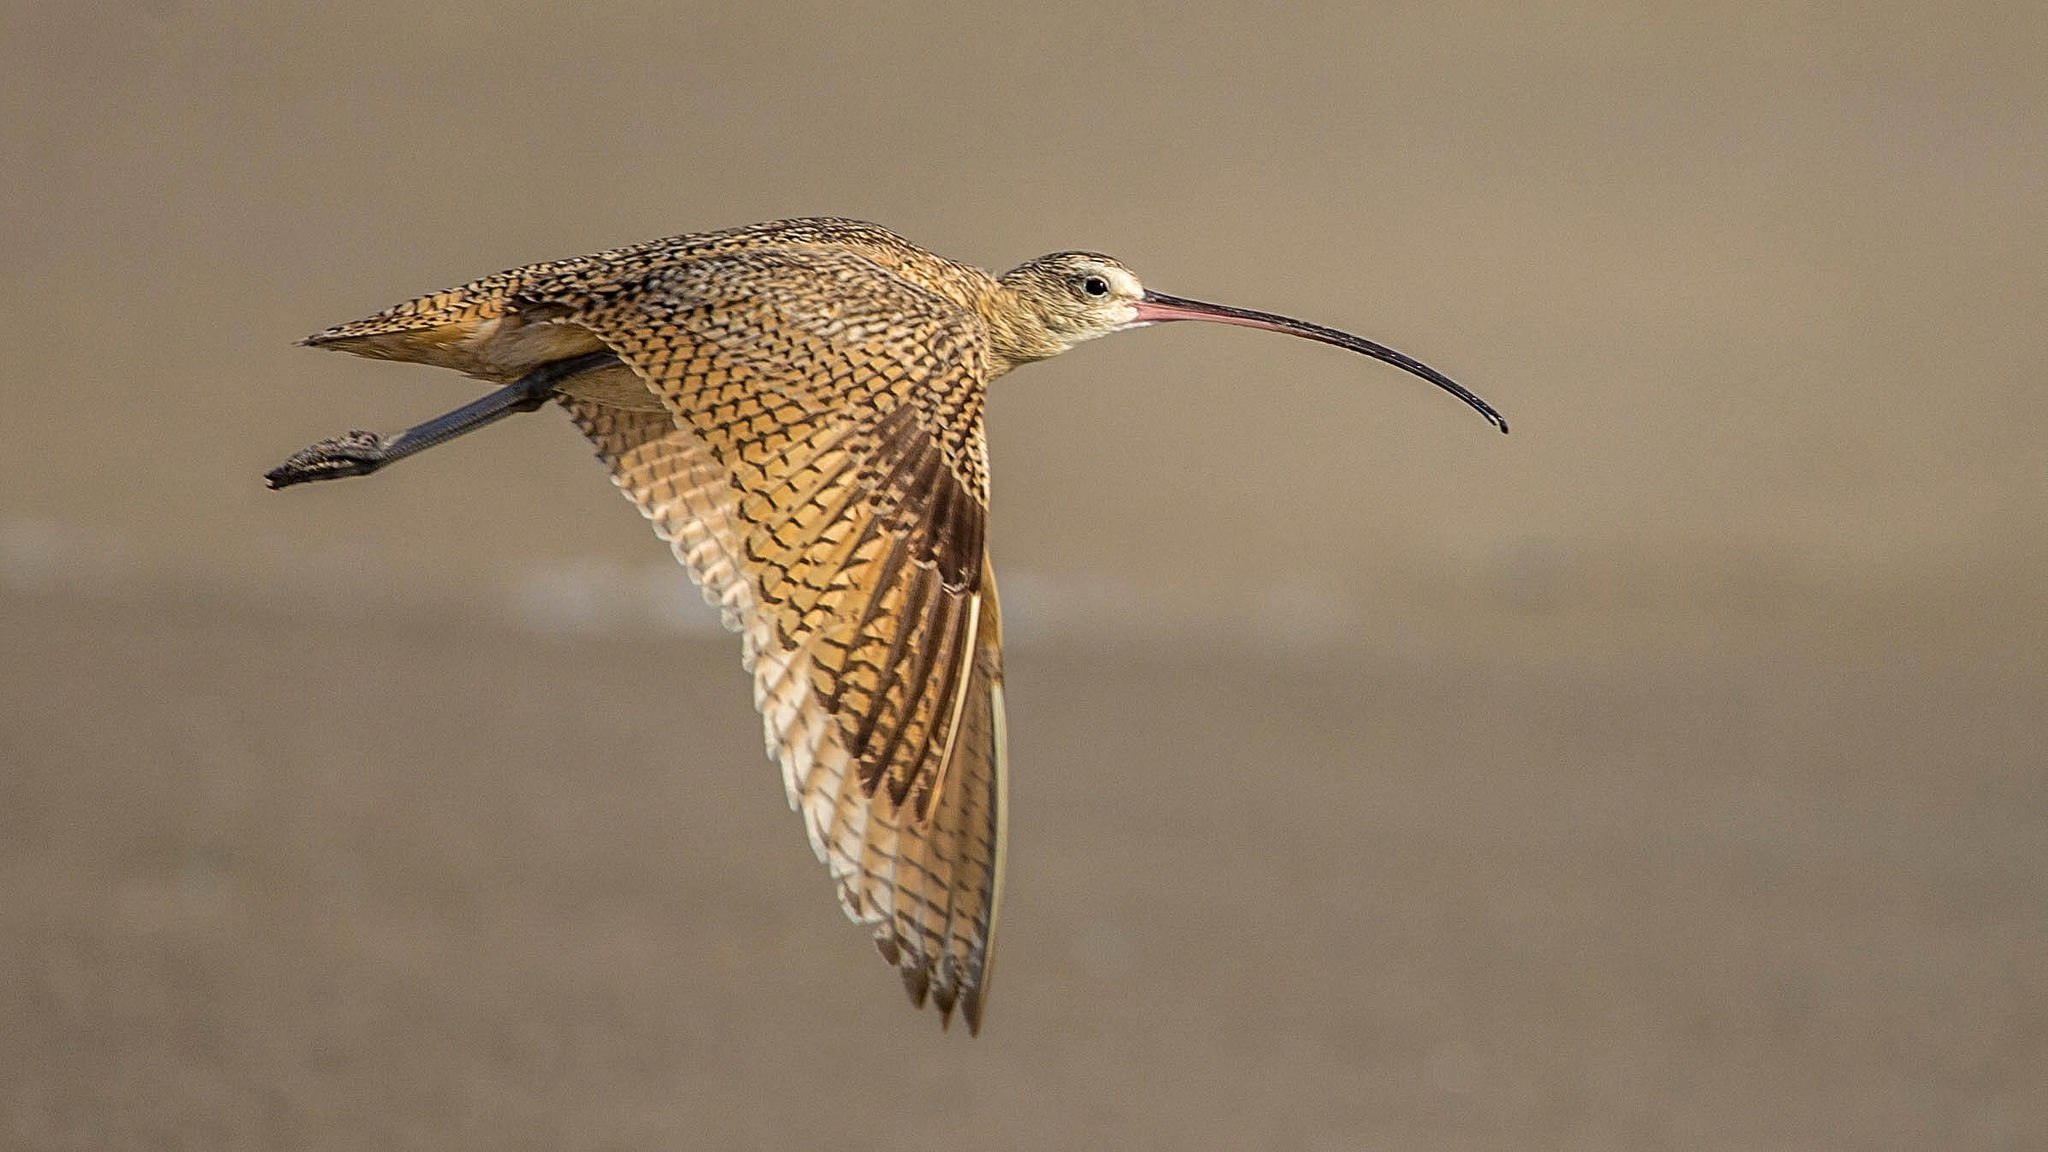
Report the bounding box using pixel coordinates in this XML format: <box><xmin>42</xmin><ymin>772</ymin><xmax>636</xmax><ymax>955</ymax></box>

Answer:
<box><xmin>974</xmin><ymin>283</ymin><xmax>1069</xmax><ymax>378</ymax></box>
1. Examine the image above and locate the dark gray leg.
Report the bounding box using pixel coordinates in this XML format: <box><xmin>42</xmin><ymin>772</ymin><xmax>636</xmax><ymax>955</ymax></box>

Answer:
<box><xmin>265</xmin><ymin>351</ymin><xmax>618</xmax><ymax>490</ymax></box>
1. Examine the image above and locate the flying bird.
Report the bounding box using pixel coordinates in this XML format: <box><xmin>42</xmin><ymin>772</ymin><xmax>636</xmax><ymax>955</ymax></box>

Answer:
<box><xmin>267</xmin><ymin>217</ymin><xmax>1507</xmax><ymax>1034</ymax></box>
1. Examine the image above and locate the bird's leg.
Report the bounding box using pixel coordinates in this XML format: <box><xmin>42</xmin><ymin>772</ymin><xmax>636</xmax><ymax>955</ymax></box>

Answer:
<box><xmin>265</xmin><ymin>351</ymin><xmax>619</xmax><ymax>490</ymax></box>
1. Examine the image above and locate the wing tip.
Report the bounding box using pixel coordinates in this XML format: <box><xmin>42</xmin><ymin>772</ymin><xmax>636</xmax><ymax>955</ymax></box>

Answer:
<box><xmin>900</xmin><ymin>962</ymin><xmax>931</xmax><ymax>1009</ymax></box>
<box><xmin>962</xmin><ymin>987</ymin><xmax>985</xmax><ymax>1036</ymax></box>
<box><xmin>876</xmin><ymin>932</ymin><xmax>988</xmax><ymax>1035</ymax></box>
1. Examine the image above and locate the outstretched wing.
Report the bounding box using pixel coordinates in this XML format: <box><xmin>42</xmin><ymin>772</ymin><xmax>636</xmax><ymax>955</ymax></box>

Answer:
<box><xmin>539</xmin><ymin>248</ymin><xmax>1008</xmax><ymax>1031</ymax></box>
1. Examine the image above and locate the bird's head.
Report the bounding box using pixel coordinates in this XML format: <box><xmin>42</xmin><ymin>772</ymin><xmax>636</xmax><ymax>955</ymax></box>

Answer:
<box><xmin>991</xmin><ymin>250</ymin><xmax>1508</xmax><ymax>433</ymax></box>
<box><xmin>994</xmin><ymin>251</ymin><xmax>1148</xmax><ymax>356</ymax></box>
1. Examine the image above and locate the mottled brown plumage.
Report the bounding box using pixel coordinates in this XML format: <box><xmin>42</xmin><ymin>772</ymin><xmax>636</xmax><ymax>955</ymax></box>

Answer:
<box><xmin>273</xmin><ymin>216</ymin><xmax>1504</xmax><ymax>1035</ymax></box>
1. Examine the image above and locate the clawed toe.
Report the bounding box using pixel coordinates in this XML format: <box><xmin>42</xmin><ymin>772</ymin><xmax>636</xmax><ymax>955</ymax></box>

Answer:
<box><xmin>265</xmin><ymin>430</ymin><xmax>390</xmax><ymax>489</ymax></box>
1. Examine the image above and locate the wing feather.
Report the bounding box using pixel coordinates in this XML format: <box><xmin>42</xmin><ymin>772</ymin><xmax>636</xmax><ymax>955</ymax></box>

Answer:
<box><xmin>543</xmin><ymin>245</ymin><xmax>1008</xmax><ymax>1030</ymax></box>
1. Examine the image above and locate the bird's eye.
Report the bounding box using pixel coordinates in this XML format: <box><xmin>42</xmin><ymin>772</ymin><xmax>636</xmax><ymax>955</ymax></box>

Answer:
<box><xmin>1081</xmin><ymin>275</ymin><xmax>1110</xmax><ymax>298</ymax></box>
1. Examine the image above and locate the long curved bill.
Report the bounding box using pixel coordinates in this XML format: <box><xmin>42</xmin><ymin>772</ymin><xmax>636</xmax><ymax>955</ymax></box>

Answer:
<box><xmin>1131</xmin><ymin>292</ymin><xmax>1508</xmax><ymax>433</ymax></box>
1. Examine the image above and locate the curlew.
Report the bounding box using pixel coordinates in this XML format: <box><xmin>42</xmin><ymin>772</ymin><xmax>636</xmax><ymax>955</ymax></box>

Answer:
<box><xmin>267</xmin><ymin>217</ymin><xmax>1506</xmax><ymax>1033</ymax></box>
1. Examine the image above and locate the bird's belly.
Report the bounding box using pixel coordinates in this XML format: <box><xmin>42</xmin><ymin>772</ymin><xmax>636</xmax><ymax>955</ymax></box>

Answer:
<box><xmin>463</xmin><ymin>316</ymin><xmax>609</xmax><ymax>378</ymax></box>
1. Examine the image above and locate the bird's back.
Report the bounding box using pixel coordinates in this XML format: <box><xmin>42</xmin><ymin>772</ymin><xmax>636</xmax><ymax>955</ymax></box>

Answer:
<box><xmin>301</xmin><ymin>218</ymin><xmax>997</xmax><ymax>382</ymax></box>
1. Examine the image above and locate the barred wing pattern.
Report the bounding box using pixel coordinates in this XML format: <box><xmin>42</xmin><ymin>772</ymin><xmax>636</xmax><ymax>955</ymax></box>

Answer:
<box><xmin>540</xmin><ymin>250</ymin><xmax>1009</xmax><ymax>1031</ymax></box>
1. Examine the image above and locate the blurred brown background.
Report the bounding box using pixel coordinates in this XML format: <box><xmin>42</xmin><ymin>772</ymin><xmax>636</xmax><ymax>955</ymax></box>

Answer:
<box><xmin>2</xmin><ymin>1</ymin><xmax>2042</xmax><ymax>1148</ymax></box>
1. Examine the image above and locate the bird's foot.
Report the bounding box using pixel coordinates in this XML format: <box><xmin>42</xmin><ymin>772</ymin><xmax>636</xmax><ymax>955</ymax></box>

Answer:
<box><xmin>265</xmin><ymin>430</ymin><xmax>390</xmax><ymax>489</ymax></box>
